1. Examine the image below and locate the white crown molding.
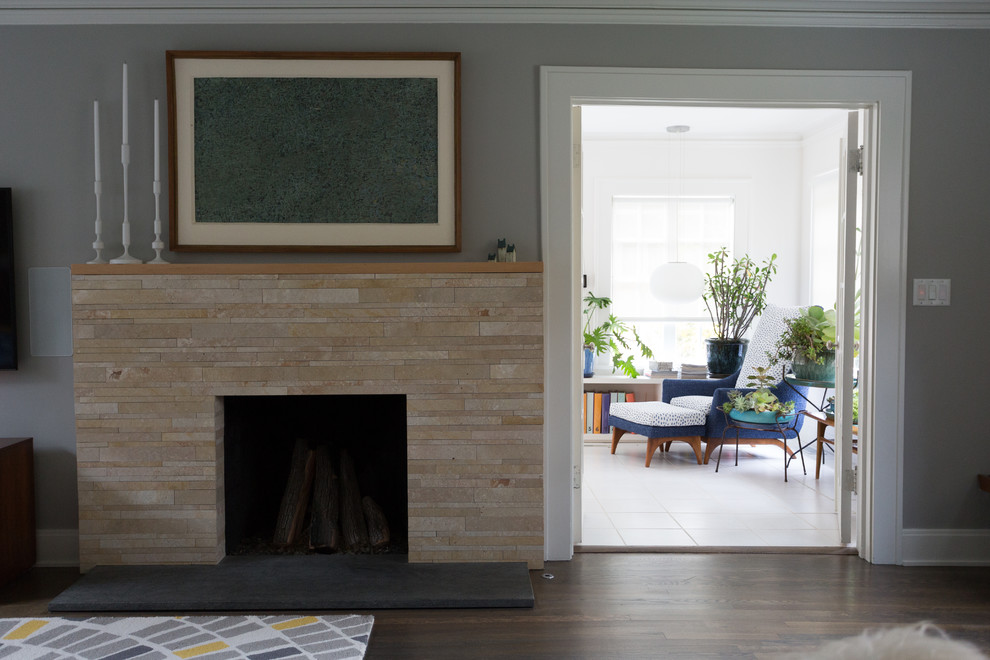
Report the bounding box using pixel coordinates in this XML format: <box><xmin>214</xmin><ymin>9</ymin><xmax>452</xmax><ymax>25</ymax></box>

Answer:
<box><xmin>3</xmin><ymin>0</ymin><xmax>990</xmax><ymax>28</ymax></box>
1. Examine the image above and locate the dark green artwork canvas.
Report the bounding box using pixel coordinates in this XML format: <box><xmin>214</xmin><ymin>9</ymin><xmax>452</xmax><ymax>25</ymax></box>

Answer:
<box><xmin>193</xmin><ymin>77</ymin><xmax>438</xmax><ymax>225</ymax></box>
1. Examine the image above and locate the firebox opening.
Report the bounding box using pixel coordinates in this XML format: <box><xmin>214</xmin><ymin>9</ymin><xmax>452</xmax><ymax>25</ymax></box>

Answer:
<box><xmin>222</xmin><ymin>394</ymin><xmax>408</xmax><ymax>557</ymax></box>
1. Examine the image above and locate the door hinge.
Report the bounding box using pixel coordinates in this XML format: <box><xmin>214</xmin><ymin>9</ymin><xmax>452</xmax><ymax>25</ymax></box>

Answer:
<box><xmin>853</xmin><ymin>146</ymin><xmax>864</xmax><ymax>175</ymax></box>
<box><xmin>843</xmin><ymin>466</ymin><xmax>858</xmax><ymax>494</ymax></box>
<box><xmin>573</xmin><ymin>464</ymin><xmax>582</xmax><ymax>489</ymax></box>
<box><xmin>573</xmin><ymin>143</ymin><xmax>582</xmax><ymax>168</ymax></box>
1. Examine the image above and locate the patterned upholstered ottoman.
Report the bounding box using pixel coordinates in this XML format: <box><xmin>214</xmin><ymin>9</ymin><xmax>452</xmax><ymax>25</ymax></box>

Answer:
<box><xmin>608</xmin><ymin>401</ymin><xmax>708</xmax><ymax>467</ymax></box>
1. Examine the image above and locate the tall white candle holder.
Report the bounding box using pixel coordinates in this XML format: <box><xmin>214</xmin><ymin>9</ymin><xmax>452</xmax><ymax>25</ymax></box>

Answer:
<box><xmin>148</xmin><ymin>98</ymin><xmax>168</xmax><ymax>264</ymax></box>
<box><xmin>110</xmin><ymin>142</ymin><xmax>142</xmax><ymax>264</ymax></box>
<box><xmin>88</xmin><ymin>99</ymin><xmax>106</xmax><ymax>264</ymax></box>
<box><xmin>149</xmin><ymin>180</ymin><xmax>168</xmax><ymax>264</ymax></box>
<box><xmin>88</xmin><ymin>179</ymin><xmax>106</xmax><ymax>264</ymax></box>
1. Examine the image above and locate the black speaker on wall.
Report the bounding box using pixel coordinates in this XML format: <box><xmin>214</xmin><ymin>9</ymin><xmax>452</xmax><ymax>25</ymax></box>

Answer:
<box><xmin>0</xmin><ymin>188</ymin><xmax>17</xmax><ymax>370</ymax></box>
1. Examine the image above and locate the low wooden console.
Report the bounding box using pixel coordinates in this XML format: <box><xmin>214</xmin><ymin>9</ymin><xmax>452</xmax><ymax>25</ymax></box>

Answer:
<box><xmin>0</xmin><ymin>437</ymin><xmax>36</xmax><ymax>586</ymax></box>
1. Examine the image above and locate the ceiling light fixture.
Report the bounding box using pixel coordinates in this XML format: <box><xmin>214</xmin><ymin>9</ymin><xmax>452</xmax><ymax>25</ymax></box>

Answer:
<box><xmin>649</xmin><ymin>124</ymin><xmax>704</xmax><ymax>304</ymax></box>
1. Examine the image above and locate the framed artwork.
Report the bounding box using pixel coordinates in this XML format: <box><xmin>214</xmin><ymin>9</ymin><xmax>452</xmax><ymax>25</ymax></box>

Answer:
<box><xmin>166</xmin><ymin>51</ymin><xmax>460</xmax><ymax>252</ymax></box>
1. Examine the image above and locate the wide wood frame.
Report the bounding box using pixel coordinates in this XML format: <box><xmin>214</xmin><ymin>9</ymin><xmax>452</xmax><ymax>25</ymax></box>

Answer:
<box><xmin>166</xmin><ymin>50</ymin><xmax>461</xmax><ymax>253</ymax></box>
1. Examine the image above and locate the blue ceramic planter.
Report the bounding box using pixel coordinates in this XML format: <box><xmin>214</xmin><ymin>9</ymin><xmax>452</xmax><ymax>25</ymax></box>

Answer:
<box><xmin>728</xmin><ymin>409</ymin><xmax>797</xmax><ymax>426</ymax></box>
<box><xmin>705</xmin><ymin>338</ymin><xmax>748</xmax><ymax>378</ymax></box>
<box><xmin>583</xmin><ymin>346</ymin><xmax>595</xmax><ymax>378</ymax></box>
<box><xmin>791</xmin><ymin>349</ymin><xmax>836</xmax><ymax>382</ymax></box>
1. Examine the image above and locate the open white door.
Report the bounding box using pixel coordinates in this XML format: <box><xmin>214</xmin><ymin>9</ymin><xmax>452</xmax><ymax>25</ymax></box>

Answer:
<box><xmin>836</xmin><ymin>111</ymin><xmax>860</xmax><ymax>544</ymax></box>
<box><xmin>571</xmin><ymin>105</ymin><xmax>584</xmax><ymax>545</ymax></box>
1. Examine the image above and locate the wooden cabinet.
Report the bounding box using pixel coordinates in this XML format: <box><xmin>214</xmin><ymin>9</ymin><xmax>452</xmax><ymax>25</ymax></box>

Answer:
<box><xmin>582</xmin><ymin>376</ymin><xmax>663</xmax><ymax>442</ymax></box>
<box><xmin>0</xmin><ymin>437</ymin><xmax>36</xmax><ymax>586</ymax></box>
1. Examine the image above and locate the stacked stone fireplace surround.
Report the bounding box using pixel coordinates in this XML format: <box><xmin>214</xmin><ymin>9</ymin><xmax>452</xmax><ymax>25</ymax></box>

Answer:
<box><xmin>70</xmin><ymin>263</ymin><xmax>544</xmax><ymax>571</ymax></box>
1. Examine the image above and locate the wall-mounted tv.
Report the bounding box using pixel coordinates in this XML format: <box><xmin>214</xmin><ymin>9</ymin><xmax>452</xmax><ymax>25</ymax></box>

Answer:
<box><xmin>0</xmin><ymin>188</ymin><xmax>16</xmax><ymax>370</ymax></box>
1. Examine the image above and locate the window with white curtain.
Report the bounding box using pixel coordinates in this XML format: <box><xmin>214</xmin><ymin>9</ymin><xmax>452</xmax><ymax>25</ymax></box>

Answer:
<box><xmin>610</xmin><ymin>195</ymin><xmax>735</xmax><ymax>366</ymax></box>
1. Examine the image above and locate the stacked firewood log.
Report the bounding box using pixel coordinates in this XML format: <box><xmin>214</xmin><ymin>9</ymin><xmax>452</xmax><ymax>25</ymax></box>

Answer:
<box><xmin>273</xmin><ymin>439</ymin><xmax>390</xmax><ymax>553</ymax></box>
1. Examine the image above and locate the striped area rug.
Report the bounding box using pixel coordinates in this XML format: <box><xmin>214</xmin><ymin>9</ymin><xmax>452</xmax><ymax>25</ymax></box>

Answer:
<box><xmin>0</xmin><ymin>614</ymin><xmax>373</xmax><ymax>659</ymax></box>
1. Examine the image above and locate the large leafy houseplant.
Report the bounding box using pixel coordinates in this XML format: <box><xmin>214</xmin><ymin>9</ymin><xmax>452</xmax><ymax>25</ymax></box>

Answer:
<box><xmin>703</xmin><ymin>247</ymin><xmax>779</xmax><ymax>340</ymax></box>
<box><xmin>701</xmin><ymin>247</ymin><xmax>778</xmax><ymax>377</ymax></box>
<box><xmin>582</xmin><ymin>292</ymin><xmax>654</xmax><ymax>378</ymax></box>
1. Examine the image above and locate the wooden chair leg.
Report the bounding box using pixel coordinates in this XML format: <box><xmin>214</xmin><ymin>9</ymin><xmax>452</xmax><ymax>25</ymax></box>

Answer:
<box><xmin>611</xmin><ymin>427</ymin><xmax>627</xmax><ymax>455</ymax></box>
<box><xmin>645</xmin><ymin>437</ymin><xmax>664</xmax><ymax>467</ymax></box>
<box><xmin>816</xmin><ymin>437</ymin><xmax>824</xmax><ymax>479</ymax></box>
<box><xmin>703</xmin><ymin>440</ymin><xmax>718</xmax><ymax>465</ymax></box>
<box><xmin>684</xmin><ymin>436</ymin><xmax>704</xmax><ymax>465</ymax></box>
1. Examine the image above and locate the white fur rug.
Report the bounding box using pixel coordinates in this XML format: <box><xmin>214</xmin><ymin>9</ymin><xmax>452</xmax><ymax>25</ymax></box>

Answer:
<box><xmin>782</xmin><ymin>622</ymin><xmax>986</xmax><ymax>659</ymax></box>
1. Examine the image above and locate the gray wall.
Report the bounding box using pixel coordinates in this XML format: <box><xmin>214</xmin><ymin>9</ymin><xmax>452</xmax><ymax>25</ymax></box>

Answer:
<box><xmin>1</xmin><ymin>22</ymin><xmax>989</xmax><ymax>544</ymax></box>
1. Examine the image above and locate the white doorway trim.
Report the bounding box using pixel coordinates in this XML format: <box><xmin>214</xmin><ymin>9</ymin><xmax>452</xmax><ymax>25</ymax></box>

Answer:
<box><xmin>540</xmin><ymin>67</ymin><xmax>911</xmax><ymax>564</ymax></box>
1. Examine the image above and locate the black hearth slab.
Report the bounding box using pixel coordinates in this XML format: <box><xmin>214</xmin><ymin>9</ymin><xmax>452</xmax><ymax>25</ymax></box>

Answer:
<box><xmin>48</xmin><ymin>555</ymin><xmax>535</xmax><ymax>611</ymax></box>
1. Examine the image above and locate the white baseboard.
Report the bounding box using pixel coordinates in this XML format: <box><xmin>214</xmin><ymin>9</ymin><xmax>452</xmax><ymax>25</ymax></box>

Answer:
<box><xmin>35</xmin><ymin>528</ymin><xmax>80</xmax><ymax>568</ymax></box>
<box><xmin>901</xmin><ymin>528</ymin><xmax>990</xmax><ymax>566</ymax></box>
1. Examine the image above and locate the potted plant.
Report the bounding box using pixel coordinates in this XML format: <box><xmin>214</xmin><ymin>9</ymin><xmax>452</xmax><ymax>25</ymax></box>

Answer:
<box><xmin>582</xmin><ymin>292</ymin><xmax>654</xmax><ymax>378</ymax></box>
<box><xmin>721</xmin><ymin>366</ymin><xmax>796</xmax><ymax>424</ymax></box>
<box><xmin>769</xmin><ymin>305</ymin><xmax>838</xmax><ymax>381</ymax></box>
<box><xmin>702</xmin><ymin>247</ymin><xmax>778</xmax><ymax>378</ymax></box>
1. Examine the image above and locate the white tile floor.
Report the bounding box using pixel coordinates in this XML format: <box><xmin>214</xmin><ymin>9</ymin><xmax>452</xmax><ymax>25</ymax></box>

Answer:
<box><xmin>580</xmin><ymin>438</ymin><xmax>857</xmax><ymax>548</ymax></box>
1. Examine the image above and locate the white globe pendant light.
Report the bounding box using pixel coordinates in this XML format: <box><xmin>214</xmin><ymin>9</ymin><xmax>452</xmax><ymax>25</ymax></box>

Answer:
<box><xmin>650</xmin><ymin>261</ymin><xmax>704</xmax><ymax>303</ymax></box>
<box><xmin>650</xmin><ymin>124</ymin><xmax>704</xmax><ymax>304</ymax></box>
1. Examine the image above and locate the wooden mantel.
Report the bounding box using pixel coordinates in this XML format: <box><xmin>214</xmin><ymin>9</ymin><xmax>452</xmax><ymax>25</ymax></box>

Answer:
<box><xmin>71</xmin><ymin>261</ymin><xmax>543</xmax><ymax>276</ymax></box>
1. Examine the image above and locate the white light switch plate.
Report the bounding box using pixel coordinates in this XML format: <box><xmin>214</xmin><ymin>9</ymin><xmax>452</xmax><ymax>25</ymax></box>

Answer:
<box><xmin>913</xmin><ymin>278</ymin><xmax>951</xmax><ymax>306</ymax></box>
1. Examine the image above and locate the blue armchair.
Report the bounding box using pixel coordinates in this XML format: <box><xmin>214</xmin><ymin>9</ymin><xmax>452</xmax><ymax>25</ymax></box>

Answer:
<box><xmin>662</xmin><ymin>368</ymin><xmax>809</xmax><ymax>464</ymax></box>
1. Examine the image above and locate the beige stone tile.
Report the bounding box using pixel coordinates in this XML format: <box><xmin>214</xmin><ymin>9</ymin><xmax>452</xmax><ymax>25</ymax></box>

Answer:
<box><xmin>203</xmin><ymin>365</ymin><xmax>395</xmax><ymax>383</ymax></box>
<box><xmin>405</xmin><ymin>397</ymin><xmax>465</xmax><ymax>412</ymax></box>
<box><xmin>490</xmin><ymin>363</ymin><xmax>543</xmax><ymax>380</ymax></box>
<box><xmin>87</xmin><ymin>489</ymin><xmax>175</xmax><ymax>506</ymax></box>
<box><xmin>454</xmin><ymin>287</ymin><xmax>542</xmax><ymax>304</ymax></box>
<box><xmin>175</xmin><ymin>490</ymin><xmax>218</xmax><ymax>505</ymax></box>
<box><xmin>479</xmin><ymin>322</ymin><xmax>543</xmax><ymax>336</ymax></box>
<box><xmin>106</xmin><ymin>366</ymin><xmax>204</xmax><ymax>383</ymax></box>
<box><xmin>286</xmin><ymin>322</ymin><xmax>385</xmax><ymax>338</ymax></box>
<box><xmin>475</xmin><ymin>444</ymin><xmax>544</xmax><ymax>461</ymax></box>
<box><xmin>384</xmin><ymin>321</ymin><xmax>480</xmax><ymax>337</ymax></box>
<box><xmin>74</xmin><ymin>289</ymin><xmax>170</xmax><ymax>305</ymax></box>
<box><xmin>406</xmin><ymin>445</ymin><xmax>478</xmax><ymax>460</ymax></box>
<box><xmin>407</xmin><ymin>516</ymin><xmax>466</xmax><ymax>532</ymax></box>
<box><xmin>394</xmin><ymin>364</ymin><xmax>489</xmax><ymax>381</ymax></box>
<box><xmin>357</xmin><ymin>287</ymin><xmax>457</xmax><ymax>304</ymax></box>
<box><xmin>118</xmin><ymin>401</ymin><xmax>213</xmax><ymax>415</ymax></box>
<box><xmin>502</xmin><ymin>415</ymin><xmax>544</xmax><ymax>425</ymax></box>
<box><xmin>263</xmin><ymin>288</ymin><xmax>360</xmax><ymax>304</ymax></box>
<box><xmin>463</xmin><ymin>397</ymin><xmax>542</xmax><ymax>411</ymax></box>
<box><xmin>72</xmin><ymin>277</ymin><xmax>143</xmax><ymax>290</ymax></box>
<box><xmin>74</xmin><ymin>402</ymin><xmax>119</xmax><ymax>416</ymax></box>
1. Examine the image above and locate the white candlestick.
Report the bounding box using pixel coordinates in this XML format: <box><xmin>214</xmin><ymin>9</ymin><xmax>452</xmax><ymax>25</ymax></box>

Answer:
<box><xmin>153</xmin><ymin>99</ymin><xmax>159</xmax><ymax>181</ymax></box>
<box><xmin>122</xmin><ymin>62</ymin><xmax>128</xmax><ymax>145</ymax></box>
<box><xmin>88</xmin><ymin>99</ymin><xmax>106</xmax><ymax>264</ymax></box>
<box><xmin>93</xmin><ymin>100</ymin><xmax>101</xmax><ymax>182</ymax></box>
<box><xmin>111</xmin><ymin>69</ymin><xmax>140</xmax><ymax>265</ymax></box>
<box><xmin>150</xmin><ymin>98</ymin><xmax>168</xmax><ymax>264</ymax></box>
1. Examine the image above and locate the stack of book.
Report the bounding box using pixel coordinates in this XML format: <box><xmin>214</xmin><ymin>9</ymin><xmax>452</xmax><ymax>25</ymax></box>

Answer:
<box><xmin>583</xmin><ymin>391</ymin><xmax>636</xmax><ymax>435</ymax></box>
<box><xmin>679</xmin><ymin>364</ymin><xmax>709</xmax><ymax>379</ymax></box>
<box><xmin>648</xmin><ymin>361</ymin><xmax>678</xmax><ymax>379</ymax></box>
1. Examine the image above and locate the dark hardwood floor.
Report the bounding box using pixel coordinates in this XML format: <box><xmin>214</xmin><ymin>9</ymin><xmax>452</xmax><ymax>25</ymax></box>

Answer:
<box><xmin>3</xmin><ymin>553</ymin><xmax>990</xmax><ymax>658</ymax></box>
